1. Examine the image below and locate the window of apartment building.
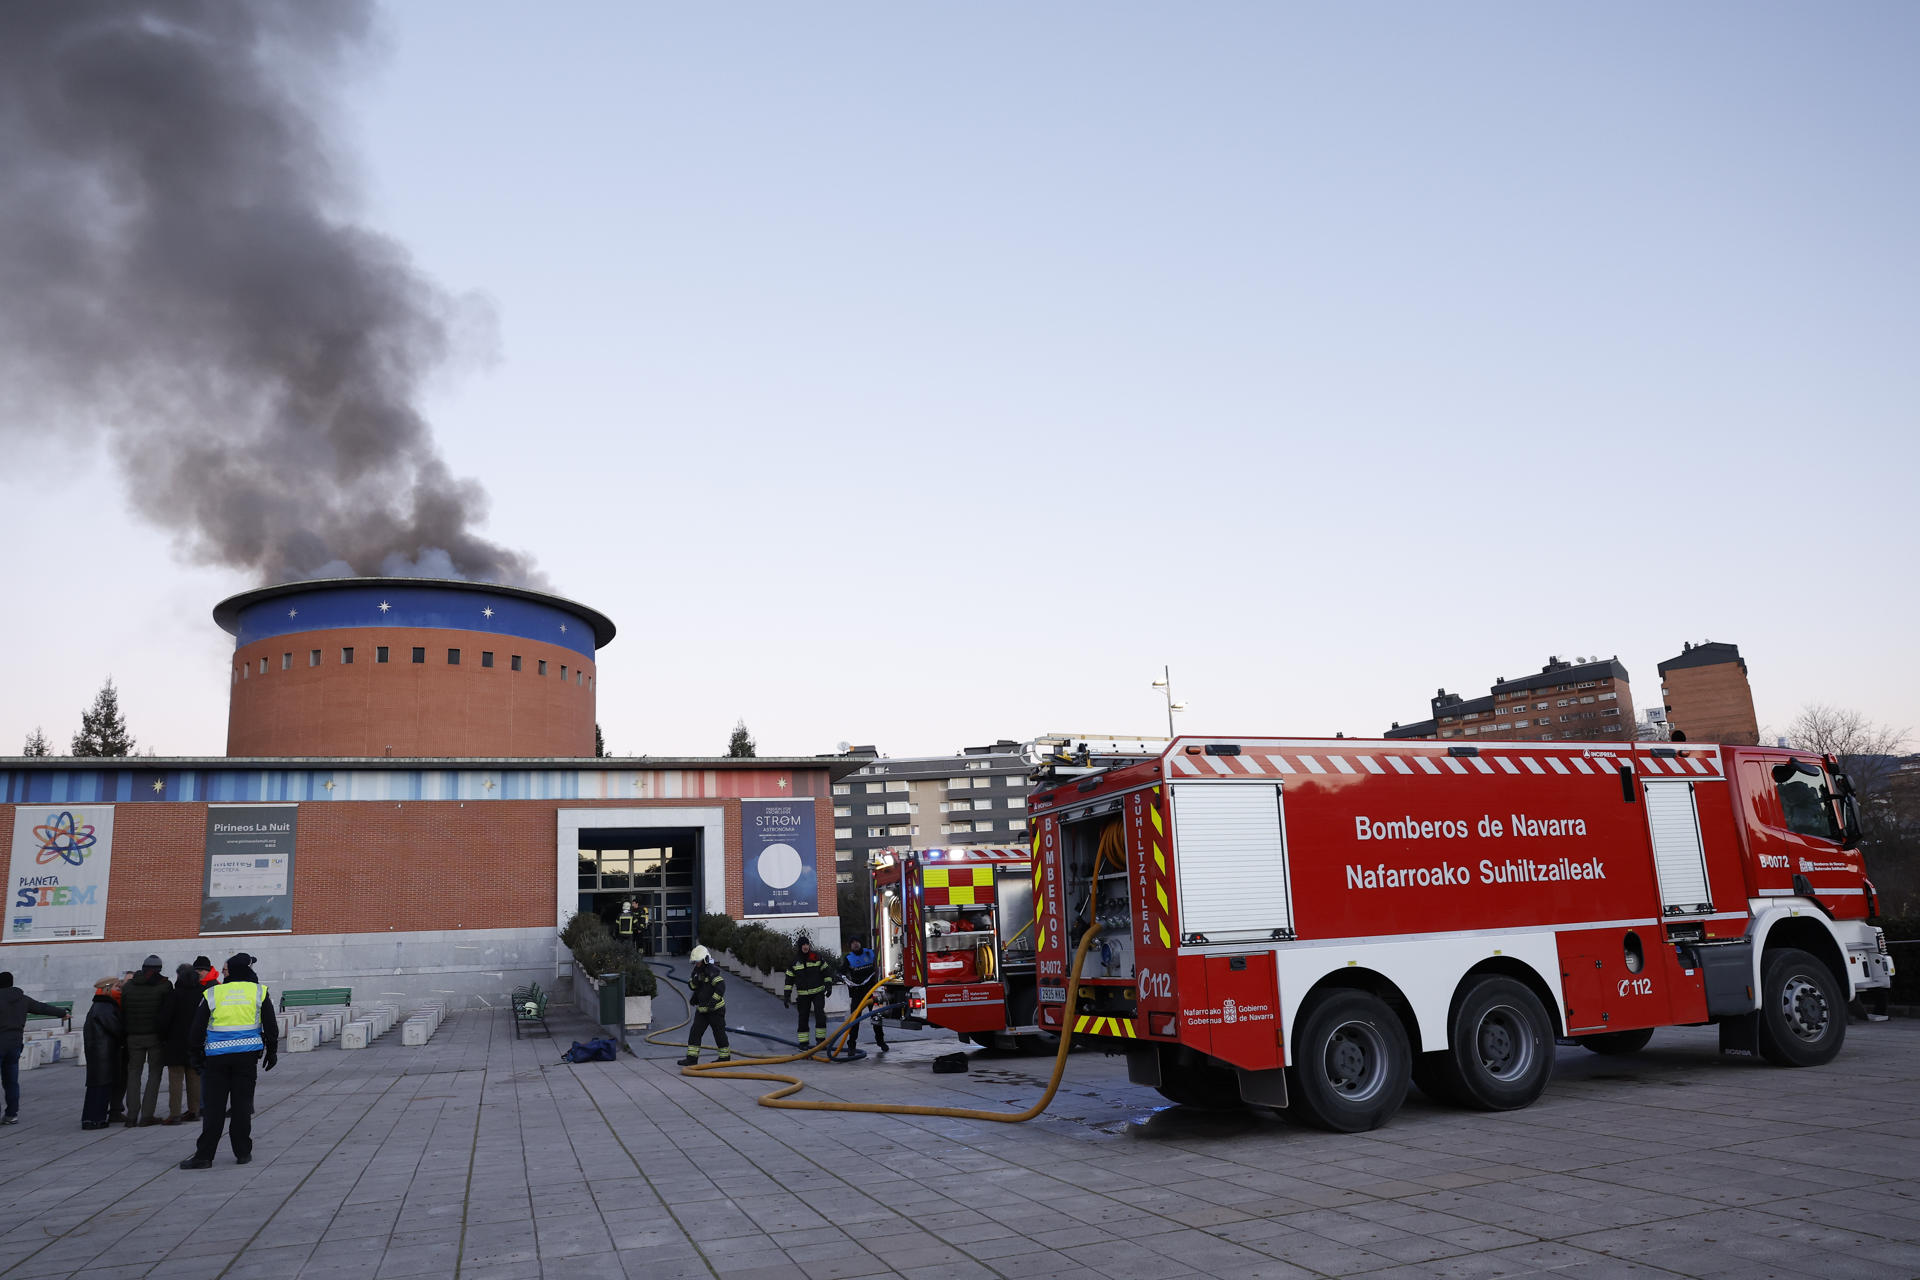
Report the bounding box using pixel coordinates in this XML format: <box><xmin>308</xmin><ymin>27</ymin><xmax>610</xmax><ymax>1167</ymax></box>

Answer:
<box><xmin>834</xmin><ymin>827</ymin><xmax>853</xmax><ymax>839</ymax></box>
<box><xmin>308</xmin><ymin>649</ymin><xmax>320</xmax><ymax>667</ymax></box>
<box><xmin>1539</xmin><ymin>732</ymin><xmax>1554</xmax><ymax>740</ymax></box>
<box><xmin>1493</xmin><ymin>723</ymin><xmax>1510</xmax><ymax>731</ymax></box>
<box><xmin>481</xmin><ymin>651</ymin><xmax>494</xmax><ymax>668</ymax></box>
<box><xmin>1577</xmin><ymin>681</ymin><xmax>1596</xmax><ymax>689</ymax></box>
<box><xmin>1439</xmin><ymin>729</ymin><xmax>1454</xmax><ymax>738</ymax></box>
<box><xmin>950</xmin><ymin>822</ymin><xmax>973</xmax><ymax>834</ymax></box>
<box><xmin>240</xmin><ymin>664</ymin><xmax>247</xmax><ymax>680</ymax></box>
<box><xmin>832</xmin><ymin>784</ymin><xmax>850</xmax><ymax>796</ymax></box>
<box><xmin>1535</xmin><ymin>702</ymin><xmax>1548</xmax><ymax>710</ymax></box>
<box><xmin>885</xmin><ymin>780</ymin><xmax>908</xmax><ymax>793</ymax></box>
<box><xmin>538</xmin><ymin>660</ymin><xmax>547</xmax><ymax>675</ymax></box>
<box><xmin>1579</xmin><ymin>695</ymin><xmax>1594</xmax><ymax>704</ymax></box>
<box><xmin>341</xmin><ymin>647</ymin><xmax>354</xmax><ymax>664</ymax></box>
<box><xmin>972</xmin><ymin>797</ymin><xmax>994</xmax><ymax>809</ymax></box>
<box><xmin>1557</xmin><ymin>699</ymin><xmax>1569</xmax><ymax>707</ymax></box>
<box><xmin>975</xmin><ymin>819</ymin><xmax>996</xmax><ymax>831</ymax></box>
<box><xmin>412</xmin><ymin>647</ymin><xmax>426</xmax><ymax>664</ymax></box>
<box><xmin>948</xmin><ymin>778</ymin><xmax>971</xmax><ymax>789</ymax></box>
<box><xmin>281</xmin><ymin>653</ymin><xmax>291</xmax><ymax>670</ymax></box>
<box><xmin>1559</xmin><ymin>715</ymin><xmax>1571</xmax><ymax>723</ymax></box>
<box><xmin>447</xmin><ymin>648</ymin><xmax>461</xmax><ymax>665</ymax></box>
<box><xmin>511</xmin><ymin>655</ymin><xmax>522</xmax><ymax>672</ymax></box>
<box><xmin>834</xmin><ymin>806</ymin><xmax>851</xmax><ymax>817</ymax></box>
<box><xmin>1007</xmin><ymin>818</ymin><xmax>1027</xmax><ymax>832</ymax></box>
<box><xmin>1464</xmin><ymin>727</ymin><xmax>1479</xmax><ymax>736</ymax></box>
<box><xmin>866</xmin><ymin>804</ymin><xmax>885</xmax><ymax>816</ymax></box>
<box><xmin>885</xmin><ymin>801</ymin><xmax>910</xmax><ymax>815</ymax></box>
<box><xmin>866</xmin><ymin>827</ymin><xmax>884</xmax><ymax>838</ymax></box>
<box><xmin>888</xmin><ymin>825</ymin><xmax>910</xmax><ymax>837</ymax></box>
<box><xmin>559</xmin><ymin>664</ymin><xmax>566</xmax><ymax>680</ymax></box>
<box><xmin>940</xmin><ymin>824</ymin><xmax>954</xmax><ymax>836</ymax></box>
<box><xmin>1601</xmin><ymin>708</ymin><xmax>1620</xmax><ymax>717</ymax></box>
<box><xmin>965</xmin><ymin>760</ymin><xmax>990</xmax><ymax>770</ymax></box>
<box><xmin>1598</xmin><ymin>692</ymin><xmax>1616</xmax><ymax>701</ymax></box>
<box><xmin>1537</xmin><ymin>719</ymin><xmax>1550</xmax><ymax>727</ymax></box>
<box><xmin>376</xmin><ymin>646</ymin><xmax>389</xmax><ymax>664</ymax></box>
<box><xmin>1603</xmin><ymin>724</ymin><xmax>1622</xmax><ymax>733</ymax></box>
<box><xmin>949</xmin><ymin>800</ymin><xmax>970</xmax><ymax>812</ymax></box>
<box><xmin>1007</xmin><ymin>795</ymin><xmax>1026</xmax><ymax>808</ymax></box>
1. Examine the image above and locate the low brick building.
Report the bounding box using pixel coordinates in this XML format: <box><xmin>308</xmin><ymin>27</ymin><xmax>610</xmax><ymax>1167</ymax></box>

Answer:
<box><xmin>1</xmin><ymin>756</ymin><xmax>854</xmax><ymax>1007</ymax></box>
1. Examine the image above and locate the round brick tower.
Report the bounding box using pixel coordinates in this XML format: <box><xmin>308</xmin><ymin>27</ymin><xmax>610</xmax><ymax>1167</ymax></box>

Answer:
<box><xmin>213</xmin><ymin>577</ymin><xmax>616</xmax><ymax>758</ymax></box>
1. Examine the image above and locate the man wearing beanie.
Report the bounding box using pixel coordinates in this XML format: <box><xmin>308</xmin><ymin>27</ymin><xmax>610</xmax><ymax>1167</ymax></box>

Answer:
<box><xmin>179</xmin><ymin>953</ymin><xmax>277</xmax><ymax>1170</ymax></box>
<box><xmin>120</xmin><ymin>955</ymin><xmax>174</xmax><ymax>1127</ymax></box>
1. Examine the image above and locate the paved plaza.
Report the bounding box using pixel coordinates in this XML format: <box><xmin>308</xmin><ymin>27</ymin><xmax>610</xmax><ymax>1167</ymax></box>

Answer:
<box><xmin>2</xmin><ymin>973</ymin><xmax>1918</xmax><ymax>1280</ymax></box>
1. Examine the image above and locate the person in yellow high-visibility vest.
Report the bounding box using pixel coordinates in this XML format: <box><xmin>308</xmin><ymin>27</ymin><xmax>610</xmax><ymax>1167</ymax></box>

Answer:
<box><xmin>178</xmin><ymin>953</ymin><xmax>278</xmax><ymax>1170</ymax></box>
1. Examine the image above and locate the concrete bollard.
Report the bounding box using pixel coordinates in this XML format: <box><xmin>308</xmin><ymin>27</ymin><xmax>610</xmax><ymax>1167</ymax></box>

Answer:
<box><xmin>340</xmin><ymin>1021</ymin><xmax>372</xmax><ymax>1050</ymax></box>
<box><xmin>288</xmin><ymin>1024</ymin><xmax>318</xmax><ymax>1052</ymax></box>
<box><xmin>401</xmin><ymin>1018</ymin><xmax>429</xmax><ymax>1047</ymax></box>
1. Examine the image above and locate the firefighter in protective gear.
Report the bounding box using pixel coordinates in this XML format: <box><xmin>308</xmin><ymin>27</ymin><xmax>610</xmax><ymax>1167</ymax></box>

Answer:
<box><xmin>783</xmin><ymin>937</ymin><xmax>831</xmax><ymax>1049</ymax></box>
<box><xmin>680</xmin><ymin>946</ymin><xmax>730</xmax><ymax>1067</ymax></box>
<box><xmin>616</xmin><ymin>900</ymin><xmax>636</xmax><ymax>941</ymax></box>
<box><xmin>178</xmin><ymin>953</ymin><xmax>278</xmax><ymax>1169</ymax></box>
<box><xmin>839</xmin><ymin>938</ymin><xmax>887</xmax><ymax>1053</ymax></box>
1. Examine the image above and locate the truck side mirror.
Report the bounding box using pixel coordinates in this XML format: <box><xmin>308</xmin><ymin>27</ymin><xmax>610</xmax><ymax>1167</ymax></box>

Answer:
<box><xmin>1841</xmin><ymin>794</ymin><xmax>1864</xmax><ymax>850</ymax></box>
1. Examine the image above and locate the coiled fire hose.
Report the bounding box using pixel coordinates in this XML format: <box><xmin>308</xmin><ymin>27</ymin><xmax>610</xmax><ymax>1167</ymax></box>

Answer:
<box><xmin>678</xmin><ymin>840</ymin><xmax>1115</xmax><ymax>1122</ymax></box>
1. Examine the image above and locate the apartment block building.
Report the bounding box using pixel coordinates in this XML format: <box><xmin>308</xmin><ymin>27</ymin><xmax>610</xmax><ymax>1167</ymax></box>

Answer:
<box><xmin>1386</xmin><ymin>656</ymin><xmax>1636</xmax><ymax>743</ymax></box>
<box><xmin>1657</xmin><ymin>641</ymin><xmax>1760</xmax><ymax>745</ymax></box>
<box><xmin>830</xmin><ymin>741</ymin><xmax>1035</xmax><ymax>889</ymax></box>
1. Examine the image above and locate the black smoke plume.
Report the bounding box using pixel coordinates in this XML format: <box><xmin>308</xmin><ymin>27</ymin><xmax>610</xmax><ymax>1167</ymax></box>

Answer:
<box><xmin>0</xmin><ymin>1</ymin><xmax>541</xmax><ymax>587</ymax></box>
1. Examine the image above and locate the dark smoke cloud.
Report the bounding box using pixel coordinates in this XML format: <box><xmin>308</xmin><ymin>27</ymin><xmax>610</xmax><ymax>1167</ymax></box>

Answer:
<box><xmin>0</xmin><ymin>1</ymin><xmax>541</xmax><ymax>587</ymax></box>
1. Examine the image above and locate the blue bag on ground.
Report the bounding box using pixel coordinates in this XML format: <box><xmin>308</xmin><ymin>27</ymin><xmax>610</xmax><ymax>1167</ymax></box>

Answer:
<box><xmin>562</xmin><ymin>1037</ymin><xmax>618</xmax><ymax>1063</ymax></box>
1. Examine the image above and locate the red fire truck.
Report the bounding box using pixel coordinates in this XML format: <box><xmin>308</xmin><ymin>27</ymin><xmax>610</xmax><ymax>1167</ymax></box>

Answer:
<box><xmin>1031</xmin><ymin>736</ymin><xmax>1893</xmax><ymax>1132</ymax></box>
<box><xmin>869</xmin><ymin>846</ymin><xmax>1048</xmax><ymax>1048</ymax></box>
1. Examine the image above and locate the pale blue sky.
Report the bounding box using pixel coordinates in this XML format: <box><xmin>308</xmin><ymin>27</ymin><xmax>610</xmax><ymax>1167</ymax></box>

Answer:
<box><xmin>5</xmin><ymin>4</ymin><xmax>1916</xmax><ymax>757</ymax></box>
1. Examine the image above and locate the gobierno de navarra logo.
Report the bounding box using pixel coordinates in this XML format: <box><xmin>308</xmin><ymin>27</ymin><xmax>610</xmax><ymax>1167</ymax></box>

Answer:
<box><xmin>33</xmin><ymin>811</ymin><xmax>98</xmax><ymax>867</ymax></box>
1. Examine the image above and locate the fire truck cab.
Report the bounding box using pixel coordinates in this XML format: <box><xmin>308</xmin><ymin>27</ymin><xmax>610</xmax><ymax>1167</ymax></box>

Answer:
<box><xmin>1031</xmin><ymin>735</ymin><xmax>1892</xmax><ymax>1133</ymax></box>
<box><xmin>869</xmin><ymin>846</ymin><xmax>1048</xmax><ymax>1048</ymax></box>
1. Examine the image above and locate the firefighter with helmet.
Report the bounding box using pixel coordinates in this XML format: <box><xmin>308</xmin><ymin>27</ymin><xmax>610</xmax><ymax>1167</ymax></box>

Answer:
<box><xmin>679</xmin><ymin>946</ymin><xmax>730</xmax><ymax>1066</ymax></box>
<box><xmin>616</xmin><ymin>899</ymin><xmax>636</xmax><ymax>942</ymax></box>
<box><xmin>783</xmin><ymin>936</ymin><xmax>831</xmax><ymax>1050</ymax></box>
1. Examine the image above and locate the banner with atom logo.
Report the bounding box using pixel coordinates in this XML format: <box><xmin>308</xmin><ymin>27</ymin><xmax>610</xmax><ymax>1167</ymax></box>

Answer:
<box><xmin>6</xmin><ymin>805</ymin><xmax>116</xmax><ymax>944</ymax></box>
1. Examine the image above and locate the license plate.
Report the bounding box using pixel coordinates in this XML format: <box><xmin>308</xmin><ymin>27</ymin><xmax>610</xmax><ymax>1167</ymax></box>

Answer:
<box><xmin>1038</xmin><ymin>985</ymin><xmax>1066</xmax><ymax>1004</ymax></box>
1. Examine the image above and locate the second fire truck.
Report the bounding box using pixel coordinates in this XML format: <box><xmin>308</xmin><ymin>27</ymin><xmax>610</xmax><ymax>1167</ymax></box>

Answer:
<box><xmin>1031</xmin><ymin>735</ymin><xmax>1892</xmax><ymax>1132</ymax></box>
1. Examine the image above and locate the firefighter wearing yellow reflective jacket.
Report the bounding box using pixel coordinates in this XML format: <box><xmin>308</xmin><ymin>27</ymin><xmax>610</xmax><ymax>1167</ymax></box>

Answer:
<box><xmin>783</xmin><ymin>937</ymin><xmax>831</xmax><ymax>1049</ymax></box>
<box><xmin>679</xmin><ymin>946</ymin><xmax>730</xmax><ymax>1067</ymax></box>
<box><xmin>179</xmin><ymin>953</ymin><xmax>278</xmax><ymax>1170</ymax></box>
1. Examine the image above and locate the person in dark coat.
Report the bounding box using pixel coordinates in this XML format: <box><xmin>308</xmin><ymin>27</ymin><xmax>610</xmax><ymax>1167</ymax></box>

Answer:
<box><xmin>120</xmin><ymin>955</ymin><xmax>173</xmax><ymax>1127</ymax></box>
<box><xmin>0</xmin><ymin>971</ymin><xmax>72</xmax><ymax>1125</ymax></box>
<box><xmin>163</xmin><ymin>964</ymin><xmax>203</xmax><ymax>1124</ymax></box>
<box><xmin>783</xmin><ymin>937</ymin><xmax>832</xmax><ymax>1050</ymax></box>
<box><xmin>839</xmin><ymin>938</ymin><xmax>887</xmax><ymax>1054</ymax></box>
<box><xmin>81</xmin><ymin>979</ymin><xmax>125</xmax><ymax>1130</ymax></box>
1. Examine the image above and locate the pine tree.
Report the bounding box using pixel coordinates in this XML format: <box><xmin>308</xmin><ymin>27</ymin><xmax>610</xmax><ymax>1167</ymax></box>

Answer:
<box><xmin>72</xmin><ymin>678</ymin><xmax>136</xmax><ymax>757</ymax></box>
<box><xmin>595</xmin><ymin>723</ymin><xmax>607</xmax><ymax>758</ymax></box>
<box><xmin>22</xmin><ymin>726</ymin><xmax>51</xmax><ymax>757</ymax></box>
<box><xmin>726</xmin><ymin>719</ymin><xmax>756</xmax><ymax>758</ymax></box>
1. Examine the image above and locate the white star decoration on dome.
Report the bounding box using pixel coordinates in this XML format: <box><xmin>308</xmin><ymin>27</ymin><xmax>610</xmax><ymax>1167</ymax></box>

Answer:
<box><xmin>151</xmin><ymin>779</ymin><xmax>165</xmax><ymax>793</ymax></box>
<box><xmin>377</xmin><ymin>601</ymin><xmax>391</xmax><ymax>613</ymax></box>
<box><xmin>482</xmin><ymin>606</ymin><xmax>494</xmax><ymax>619</ymax></box>
<box><xmin>287</xmin><ymin>608</ymin><xmax>298</xmax><ymax>619</ymax></box>
<box><xmin>559</xmin><ymin>623</ymin><xmax>568</xmax><ymax>633</ymax></box>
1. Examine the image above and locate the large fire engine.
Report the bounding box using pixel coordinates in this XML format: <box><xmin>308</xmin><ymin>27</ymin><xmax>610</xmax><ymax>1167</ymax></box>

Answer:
<box><xmin>1030</xmin><ymin>736</ymin><xmax>1893</xmax><ymax>1132</ymax></box>
<box><xmin>869</xmin><ymin>846</ymin><xmax>1047</xmax><ymax>1048</ymax></box>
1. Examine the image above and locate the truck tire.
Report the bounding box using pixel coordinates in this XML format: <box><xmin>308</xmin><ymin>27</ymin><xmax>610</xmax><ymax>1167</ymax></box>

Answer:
<box><xmin>1285</xmin><ymin>990</ymin><xmax>1410</xmax><ymax>1133</ymax></box>
<box><xmin>1757</xmin><ymin>947</ymin><xmax>1845</xmax><ymax>1068</ymax></box>
<box><xmin>1576</xmin><ymin>1028</ymin><xmax>1655</xmax><ymax>1056</ymax></box>
<box><xmin>1437</xmin><ymin>976</ymin><xmax>1553</xmax><ymax>1111</ymax></box>
<box><xmin>1155</xmin><ymin>1060</ymin><xmax>1246</xmax><ymax>1110</ymax></box>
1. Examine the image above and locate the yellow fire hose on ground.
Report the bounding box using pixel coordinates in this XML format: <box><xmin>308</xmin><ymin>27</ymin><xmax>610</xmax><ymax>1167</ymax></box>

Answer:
<box><xmin>678</xmin><ymin>836</ymin><xmax>1117</xmax><ymax>1123</ymax></box>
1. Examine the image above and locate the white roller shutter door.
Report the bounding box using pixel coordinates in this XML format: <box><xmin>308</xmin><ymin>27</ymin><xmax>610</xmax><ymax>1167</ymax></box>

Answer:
<box><xmin>1170</xmin><ymin>782</ymin><xmax>1293</xmax><ymax>942</ymax></box>
<box><xmin>1644</xmin><ymin>779</ymin><xmax>1711</xmax><ymax>914</ymax></box>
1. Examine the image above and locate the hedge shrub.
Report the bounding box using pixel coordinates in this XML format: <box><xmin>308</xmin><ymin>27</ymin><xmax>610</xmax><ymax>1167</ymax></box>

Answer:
<box><xmin>698</xmin><ymin>912</ymin><xmax>737</xmax><ymax>954</ymax></box>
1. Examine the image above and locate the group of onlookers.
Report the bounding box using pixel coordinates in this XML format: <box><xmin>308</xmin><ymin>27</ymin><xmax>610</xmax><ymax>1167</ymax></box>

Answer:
<box><xmin>78</xmin><ymin>955</ymin><xmax>223</xmax><ymax>1129</ymax></box>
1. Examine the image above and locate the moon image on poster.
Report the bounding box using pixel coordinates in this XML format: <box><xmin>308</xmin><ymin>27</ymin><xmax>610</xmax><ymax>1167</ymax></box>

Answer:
<box><xmin>756</xmin><ymin>843</ymin><xmax>804</xmax><ymax>890</ymax></box>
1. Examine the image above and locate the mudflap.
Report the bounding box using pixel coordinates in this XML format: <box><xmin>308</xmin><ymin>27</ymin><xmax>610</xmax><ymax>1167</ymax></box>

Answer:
<box><xmin>1236</xmin><ymin>1067</ymin><xmax>1288</xmax><ymax>1108</ymax></box>
<box><xmin>1126</xmin><ymin>1046</ymin><xmax>1161</xmax><ymax>1088</ymax></box>
<box><xmin>1717</xmin><ymin>1012</ymin><xmax>1760</xmax><ymax>1058</ymax></box>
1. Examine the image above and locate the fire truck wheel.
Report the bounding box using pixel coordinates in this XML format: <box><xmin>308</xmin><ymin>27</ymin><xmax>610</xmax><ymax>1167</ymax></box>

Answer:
<box><xmin>1757</xmin><ymin>948</ymin><xmax>1846</xmax><ymax>1068</ymax></box>
<box><xmin>1441</xmin><ymin>977</ymin><xmax>1553</xmax><ymax>1111</ymax></box>
<box><xmin>1287</xmin><ymin>990</ymin><xmax>1410</xmax><ymax>1133</ymax></box>
<box><xmin>1576</xmin><ymin>1028</ymin><xmax>1655</xmax><ymax>1056</ymax></box>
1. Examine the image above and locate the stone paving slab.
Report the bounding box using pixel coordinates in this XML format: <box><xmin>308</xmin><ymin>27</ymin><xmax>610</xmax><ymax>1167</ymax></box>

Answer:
<box><xmin>2</xmin><ymin>969</ymin><xmax>1918</xmax><ymax>1280</ymax></box>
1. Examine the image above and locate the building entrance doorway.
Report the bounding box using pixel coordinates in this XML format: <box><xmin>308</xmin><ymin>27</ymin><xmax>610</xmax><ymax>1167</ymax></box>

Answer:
<box><xmin>577</xmin><ymin>827</ymin><xmax>701</xmax><ymax>955</ymax></box>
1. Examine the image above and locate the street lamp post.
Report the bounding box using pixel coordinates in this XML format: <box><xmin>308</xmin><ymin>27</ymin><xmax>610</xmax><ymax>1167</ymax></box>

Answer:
<box><xmin>1150</xmin><ymin>665</ymin><xmax>1186</xmax><ymax>738</ymax></box>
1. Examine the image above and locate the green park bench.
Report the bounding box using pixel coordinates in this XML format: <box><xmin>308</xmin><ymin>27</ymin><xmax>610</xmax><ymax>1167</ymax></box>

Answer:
<box><xmin>510</xmin><ymin>983</ymin><xmax>550</xmax><ymax>1039</ymax></box>
<box><xmin>25</xmin><ymin>1000</ymin><xmax>73</xmax><ymax>1023</ymax></box>
<box><xmin>280</xmin><ymin>987</ymin><xmax>352</xmax><ymax>1012</ymax></box>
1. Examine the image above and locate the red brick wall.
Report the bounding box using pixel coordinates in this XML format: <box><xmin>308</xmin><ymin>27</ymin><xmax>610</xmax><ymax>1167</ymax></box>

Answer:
<box><xmin>1663</xmin><ymin>663</ymin><xmax>1760</xmax><ymax>745</ymax></box>
<box><xmin>226</xmin><ymin>627</ymin><xmax>596</xmax><ymax>757</ymax></box>
<box><xmin>2</xmin><ymin>794</ymin><xmax>836</xmax><ymax>944</ymax></box>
